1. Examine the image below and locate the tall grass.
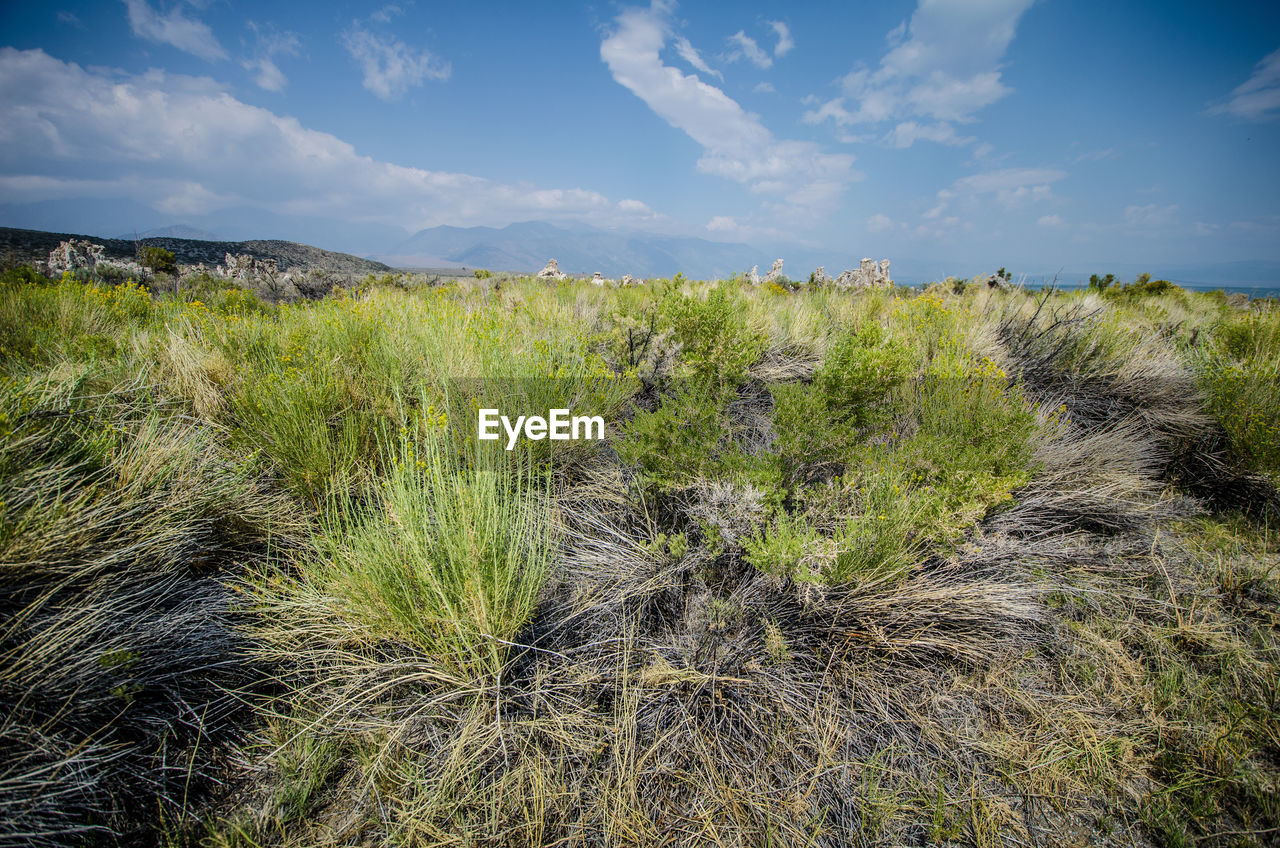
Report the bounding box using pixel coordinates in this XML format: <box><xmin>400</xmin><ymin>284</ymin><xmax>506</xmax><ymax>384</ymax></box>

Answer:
<box><xmin>315</xmin><ymin>426</ymin><xmax>552</xmax><ymax>679</ymax></box>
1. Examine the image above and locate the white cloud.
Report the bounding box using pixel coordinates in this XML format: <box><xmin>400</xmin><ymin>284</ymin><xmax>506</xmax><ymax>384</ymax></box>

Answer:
<box><xmin>618</xmin><ymin>198</ymin><xmax>652</xmax><ymax>213</ymax></box>
<box><xmin>1208</xmin><ymin>47</ymin><xmax>1280</xmax><ymax>121</ymax></box>
<box><xmin>866</xmin><ymin>212</ymin><xmax>896</xmax><ymax>233</ymax></box>
<box><xmin>706</xmin><ymin>215</ymin><xmax>737</xmax><ymax>231</ymax></box>
<box><xmin>0</xmin><ymin>48</ymin><xmax>665</xmax><ymax>234</ymax></box>
<box><xmin>753</xmin><ymin>81</ymin><xmax>774</xmax><ymax>94</ymax></box>
<box><xmin>1124</xmin><ymin>203</ymin><xmax>1178</xmax><ymax>228</ymax></box>
<box><xmin>243</xmin><ymin>57</ymin><xmax>286</xmax><ymax>91</ymax></box>
<box><xmin>242</xmin><ymin>23</ymin><xmax>299</xmax><ymax>92</ymax></box>
<box><xmin>57</xmin><ymin>11</ymin><xmax>84</xmax><ymax>28</ymax></box>
<box><xmin>883</xmin><ymin>120</ymin><xmax>973</xmax><ymax>148</ymax></box>
<box><xmin>1037</xmin><ymin>214</ymin><xmax>1065</xmax><ymax>228</ymax></box>
<box><xmin>369</xmin><ymin>4</ymin><xmax>402</xmax><ymax>25</ymax></box>
<box><xmin>804</xmin><ymin>0</ymin><xmax>1033</xmax><ymax>146</ymax></box>
<box><xmin>768</xmin><ymin>21</ymin><xmax>794</xmax><ymax>57</ymax></box>
<box><xmin>727</xmin><ymin>31</ymin><xmax>772</xmax><ymax>69</ymax></box>
<box><xmin>342</xmin><ymin>20</ymin><xmax>450</xmax><ymax>101</ymax></box>
<box><xmin>920</xmin><ymin>167</ymin><xmax>1063</xmax><ymax>224</ymax></box>
<box><xmin>123</xmin><ymin>0</ymin><xmax>227</xmax><ymax>61</ymax></box>
<box><xmin>600</xmin><ymin>4</ymin><xmax>858</xmax><ymax>222</ymax></box>
<box><xmin>673</xmin><ymin>37</ymin><xmax>721</xmax><ymax>79</ymax></box>
<box><xmin>1194</xmin><ymin>221</ymin><xmax>1219</xmax><ymax>236</ymax></box>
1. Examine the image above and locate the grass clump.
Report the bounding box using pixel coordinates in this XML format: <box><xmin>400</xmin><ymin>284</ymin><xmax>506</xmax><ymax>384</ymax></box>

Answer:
<box><xmin>316</xmin><ymin>431</ymin><xmax>551</xmax><ymax>679</ymax></box>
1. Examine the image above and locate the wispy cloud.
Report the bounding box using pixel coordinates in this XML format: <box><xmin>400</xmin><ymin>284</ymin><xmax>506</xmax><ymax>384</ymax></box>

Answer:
<box><xmin>1124</xmin><ymin>203</ymin><xmax>1178</xmax><ymax>228</ymax></box>
<box><xmin>1037</xmin><ymin>214</ymin><xmax>1065</xmax><ymax>228</ymax></box>
<box><xmin>726</xmin><ymin>30</ymin><xmax>771</xmax><ymax>69</ymax></box>
<box><xmin>918</xmin><ymin>167</ymin><xmax>1064</xmax><ymax>231</ymax></box>
<box><xmin>768</xmin><ymin>21</ymin><xmax>794</xmax><ymax>57</ymax></box>
<box><xmin>673</xmin><ymin>36</ymin><xmax>720</xmax><ymax>79</ymax></box>
<box><xmin>753</xmin><ymin>81</ymin><xmax>774</xmax><ymax>94</ymax></box>
<box><xmin>1208</xmin><ymin>46</ymin><xmax>1280</xmax><ymax>121</ymax></box>
<box><xmin>803</xmin><ymin>0</ymin><xmax>1033</xmax><ymax>147</ymax></box>
<box><xmin>600</xmin><ymin>3</ymin><xmax>858</xmax><ymax>224</ymax></box>
<box><xmin>122</xmin><ymin>0</ymin><xmax>227</xmax><ymax>61</ymax></box>
<box><xmin>242</xmin><ymin>22</ymin><xmax>299</xmax><ymax>92</ymax></box>
<box><xmin>342</xmin><ymin>13</ymin><xmax>450</xmax><ymax>101</ymax></box>
<box><xmin>56</xmin><ymin>11</ymin><xmax>84</xmax><ymax>28</ymax></box>
<box><xmin>0</xmin><ymin>47</ymin><xmax>662</xmax><ymax>232</ymax></box>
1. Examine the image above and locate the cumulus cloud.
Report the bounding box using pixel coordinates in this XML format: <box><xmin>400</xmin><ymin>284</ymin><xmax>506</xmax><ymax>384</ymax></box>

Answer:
<box><xmin>1208</xmin><ymin>47</ymin><xmax>1280</xmax><ymax>121</ymax></box>
<box><xmin>122</xmin><ymin>0</ymin><xmax>227</xmax><ymax>61</ymax></box>
<box><xmin>600</xmin><ymin>4</ymin><xmax>858</xmax><ymax>222</ymax></box>
<box><xmin>342</xmin><ymin>17</ymin><xmax>450</xmax><ymax>101</ymax></box>
<box><xmin>768</xmin><ymin>21</ymin><xmax>794</xmax><ymax>57</ymax></box>
<box><xmin>727</xmin><ymin>30</ymin><xmax>772</xmax><ymax>69</ymax></box>
<box><xmin>803</xmin><ymin>0</ymin><xmax>1033</xmax><ymax>146</ymax></box>
<box><xmin>0</xmin><ymin>48</ymin><xmax>662</xmax><ymax>233</ymax></box>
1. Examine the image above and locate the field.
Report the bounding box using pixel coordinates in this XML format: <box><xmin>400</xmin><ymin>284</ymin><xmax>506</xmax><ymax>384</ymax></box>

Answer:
<box><xmin>2</xmin><ymin>266</ymin><xmax>1278</xmax><ymax>847</ymax></box>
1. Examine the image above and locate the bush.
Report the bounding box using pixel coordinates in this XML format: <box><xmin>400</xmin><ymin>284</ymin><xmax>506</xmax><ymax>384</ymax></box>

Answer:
<box><xmin>661</xmin><ymin>283</ymin><xmax>765</xmax><ymax>387</ymax></box>
<box><xmin>137</xmin><ymin>246</ymin><xmax>177</xmax><ymax>275</ymax></box>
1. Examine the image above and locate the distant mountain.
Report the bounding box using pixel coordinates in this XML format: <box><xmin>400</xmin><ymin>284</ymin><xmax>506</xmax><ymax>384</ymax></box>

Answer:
<box><xmin>114</xmin><ymin>224</ymin><xmax>222</xmax><ymax>242</ymax></box>
<box><xmin>379</xmin><ymin>221</ymin><xmax>762</xmax><ymax>279</ymax></box>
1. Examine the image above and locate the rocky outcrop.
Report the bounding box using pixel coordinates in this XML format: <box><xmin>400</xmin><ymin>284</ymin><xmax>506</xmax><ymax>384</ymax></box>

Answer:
<box><xmin>47</xmin><ymin>239</ymin><xmax>105</xmax><ymax>274</ymax></box>
<box><xmin>217</xmin><ymin>253</ymin><xmax>279</xmax><ymax>282</ymax></box>
<box><xmin>810</xmin><ymin>266</ymin><xmax>831</xmax><ymax>286</ymax></box>
<box><xmin>591</xmin><ymin>272</ymin><xmax>608</xmax><ymax>286</ymax></box>
<box><xmin>764</xmin><ymin>259</ymin><xmax>785</xmax><ymax>284</ymax></box>
<box><xmin>47</xmin><ymin>239</ymin><xmax>149</xmax><ymax>280</ymax></box>
<box><xmin>744</xmin><ymin>265</ymin><xmax>761</xmax><ymax>285</ymax></box>
<box><xmin>536</xmin><ymin>258</ymin><xmax>567</xmax><ymax>281</ymax></box>
<box><xmin>833</xmin><ymin>258</ymin><xmax>892</xmax><ymax>290</ymax></box>
<box><xmin>5</xmin><ymin>227</ymin><xmax>389</xmax><ymax>277</ymax></box>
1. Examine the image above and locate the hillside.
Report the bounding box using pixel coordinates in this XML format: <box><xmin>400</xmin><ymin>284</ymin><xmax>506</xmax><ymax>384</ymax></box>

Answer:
<box><xmin>0</xmin><ymin>226</ymin><xmax>391</xmax><ymax>275</ymax></box>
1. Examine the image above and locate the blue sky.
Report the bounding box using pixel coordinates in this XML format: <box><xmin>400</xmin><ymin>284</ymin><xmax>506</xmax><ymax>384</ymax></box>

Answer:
<box><xmin>1</xmin><ymin>0</ymin><xmax>1278</xmax><ymax>270</ymax></box>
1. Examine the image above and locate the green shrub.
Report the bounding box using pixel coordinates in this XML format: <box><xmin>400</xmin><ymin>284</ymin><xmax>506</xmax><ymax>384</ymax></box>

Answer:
<box><xmin>1197</xmin><ymin>310</ymin><xmax>1280</xmax><ymax>479</ymax></box>
<box><xmin>138</xmin><ymin>246</ymin><xmax>177</xmax><ymax>275</ymax></box>
<box><xmin>661</xmin><ymin>283</ymin><xmax>765</xmax><ymax>387</ymax></box>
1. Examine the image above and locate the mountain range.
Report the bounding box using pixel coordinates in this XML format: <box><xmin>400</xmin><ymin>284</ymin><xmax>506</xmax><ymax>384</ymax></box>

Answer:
<box><xmin>3</xmin><ymin>197</ymin><xmax>1278</xmax><ymax>288</ymax></box>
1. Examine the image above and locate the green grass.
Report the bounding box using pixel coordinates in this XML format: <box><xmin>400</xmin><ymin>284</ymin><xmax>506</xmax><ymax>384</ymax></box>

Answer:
<box><xmin>2</xmin><ymin>265</ymin><xmax>1278</xmax><ymax>847</ymax></box>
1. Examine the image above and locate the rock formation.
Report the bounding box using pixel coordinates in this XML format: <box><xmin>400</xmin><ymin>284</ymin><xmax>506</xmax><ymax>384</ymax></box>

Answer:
<box><xmin>217</xmin><ymin>252</ymin><xmax>279</xmax><ymax>282</ymax></box>
<box><xmin>833</xmin><ymin>258</ymin><xmax>892</xmax><ymax>290</ymax></box>
<box><xmin>591</xmin><ymin>272</ymin><xmax>605</xmax><ymax>286</ymax></box>
<box><xmin>764</xmin><ymin>259</ymin><xmax>785</xmax><ymax>283</ymax></box>
<box><xmin>47</xmin><ymin>239</ymin><xmax>105</xmax><ymax>274</ymax></box>
<box><xmin>536</xmin><ymin>258</ymin><xmax>567</xmax><ymax>281</ymax></box>
<box><xmin>810</xmin><ymin>266</ymin><xmax>831</xmax><ymax>286</ymax></box>
<box><xmin>744</xmin><ymin>265</ymin><xmax>761</xmax><ymax>285</ymax></box>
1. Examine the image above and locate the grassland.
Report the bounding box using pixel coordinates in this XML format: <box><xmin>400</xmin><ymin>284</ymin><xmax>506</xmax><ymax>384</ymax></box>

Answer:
<box><xmin>1</xmin><ymin>266</ymin><xmax>1277</xmax><ymax>847</ymax></box>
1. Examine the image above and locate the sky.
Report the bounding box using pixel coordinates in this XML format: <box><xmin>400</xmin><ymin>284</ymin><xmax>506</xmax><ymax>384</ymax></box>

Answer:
<box><xmin>1</xmin><ymin>0</ymin><xmax>1278</xmax><ymax>272</ymax></box>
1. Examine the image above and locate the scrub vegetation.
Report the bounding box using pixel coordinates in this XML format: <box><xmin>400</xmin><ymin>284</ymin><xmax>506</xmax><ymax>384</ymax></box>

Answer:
<box><xmin>1</xmin><ymin>264</ymin><xmax>1277</xmax><ymax>847</ymax></box>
